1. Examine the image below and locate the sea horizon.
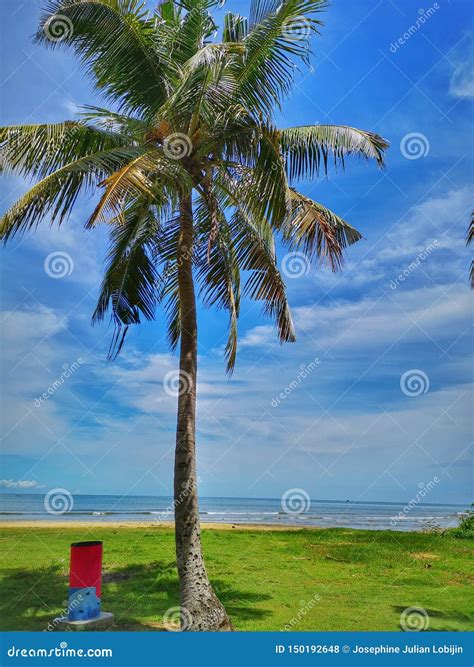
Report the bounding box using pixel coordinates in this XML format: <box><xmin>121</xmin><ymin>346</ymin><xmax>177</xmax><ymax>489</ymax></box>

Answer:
<box><xmin>0</xmin><ymin>493</ymin><xmax>469</xmax><ymax>532</ymax></box>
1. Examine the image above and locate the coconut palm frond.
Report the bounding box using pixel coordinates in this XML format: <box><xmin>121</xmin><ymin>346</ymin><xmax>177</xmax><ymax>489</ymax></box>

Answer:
<box><xmin>92</xmin><ymin>198</ymin><xmax>161</xmax><ymax>357</ymax></box>
<box><xmin>223</xmin><ymin>12</ymin><xmax>249</xmax><ymax>42</ymax></box>
<box><xmin>195</xmin><ymin>194</ymin><xmax>241</xmax><ymax>372</ymax></box>
<box><xmin>0</xmin><ymin>121</ymin><xmax>129</xmax><ymax>179</ymax></box>
<box><xmin>37</xmin><ymin>0</ymin><xmax>169</xmax><ymax>115</ymax></box>
<box><xmin>232</xmin><ymin>208</ymin><xmax>296</xmax><ymax>344</ymax></box>
<box><xmin>284</xmin><ymin>189</ymin><xmax>362</xmax><ymax>271</ymax></box>
<box><xmin>86</xmin><ymin>150</ymin><xmax>192</xmax><ymax>227</ymax></box>
<box><xmin>1</xmin><ymin>0</ymin><xmax>387</xmax><ymax>368</ymax></box>
<box><xmin>281</xmin><ymin>124</ymin><xmax>389</xmax><ymax>181</ymax></box>
<box><xmin>0</xmin><ymin>146</ymin><xmax>145</xmax><ymax>240</ymax></box>
<box><xmin>237</xmin><ymin>0</ymin><xmax>326</xmax><ymax>114</ymax></box>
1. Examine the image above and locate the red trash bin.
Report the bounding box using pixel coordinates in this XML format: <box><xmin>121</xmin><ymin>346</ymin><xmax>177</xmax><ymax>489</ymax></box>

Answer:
<box><xmin>70</xmin><ymin>540</ymin><xmax>103</xmax><ymax>595</ymax></box>
<box><xmin>68</xmin><ymin>541</ymin><xmax>103</xmax><ymax>620</ymax></box>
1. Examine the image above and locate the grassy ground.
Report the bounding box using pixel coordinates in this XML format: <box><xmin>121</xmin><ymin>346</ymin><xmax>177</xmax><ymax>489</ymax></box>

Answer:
<box><xmin>0</xmin><ymin>524</ymin><xmax>472</xmax><ymax>632</ymax></box>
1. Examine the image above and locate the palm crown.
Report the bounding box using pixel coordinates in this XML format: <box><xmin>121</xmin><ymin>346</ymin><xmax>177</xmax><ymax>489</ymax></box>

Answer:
<box><xmin>0</xmin><ymin>0</ymin><xmax>388</xmax><ymax>371</ymax></box>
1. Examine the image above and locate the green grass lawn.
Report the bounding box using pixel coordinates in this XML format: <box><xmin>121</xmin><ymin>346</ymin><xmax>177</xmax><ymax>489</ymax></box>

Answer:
<box><xmin>0</xmin><ymin>525</ymin><xmax>472</xmax><ymax>632</ymax></box>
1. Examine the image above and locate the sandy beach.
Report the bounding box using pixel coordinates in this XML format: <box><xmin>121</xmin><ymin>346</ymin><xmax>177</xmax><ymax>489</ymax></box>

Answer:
<box><xmin>0</xmin><ymin>520</ymin><xmax>308</xmax><ymax>531</ymax></box>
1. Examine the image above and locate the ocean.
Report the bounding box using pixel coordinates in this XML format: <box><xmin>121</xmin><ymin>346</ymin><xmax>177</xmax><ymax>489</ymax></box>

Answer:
<box><xmin>0</xmin><ymin>494</ymin><xmax>468</xmax><ymax>531</ymax></box>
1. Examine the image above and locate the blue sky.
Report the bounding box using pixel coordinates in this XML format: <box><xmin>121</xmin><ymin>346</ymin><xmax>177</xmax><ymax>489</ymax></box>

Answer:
<box><xmin>0</xmin><ymin>0</ymin><xmax>472</xmax><ymax>503</ymax></box>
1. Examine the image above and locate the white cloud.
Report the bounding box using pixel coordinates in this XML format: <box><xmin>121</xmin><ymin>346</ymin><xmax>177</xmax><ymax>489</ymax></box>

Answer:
<box><xmin>312</xmin><ymin>186</ymin><xmax>471</xmax><ymax>291</ymax></box>
<box><xmin>292</xmin><ymin>283</ymin><xmax>470</xmax><ymax>352</ymax></box>
<box><xmin>0</xmin><ymin>479</ymin><xmax>45</xmax><ymax>489</ymax></box>
<box><xmin>1</xmin><ymin>305</ymin><xmax>67</xmax><ymax>352</ymax></box>
<box><xmin>449</xmin><ymin>34</ymin><xmax>474</xmax><ymax>99</ymax></box>
<box><xmin>239</xmin><ymin>324</ymin><xmax>275</xmax><ymax>349</ymax></box>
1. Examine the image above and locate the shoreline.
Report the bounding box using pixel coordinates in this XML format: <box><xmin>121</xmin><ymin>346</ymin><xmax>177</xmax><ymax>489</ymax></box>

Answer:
<box><xmin>0</xmin><ymin>520</ymin><xmax>313</xmax><ymax>531</ymax></box>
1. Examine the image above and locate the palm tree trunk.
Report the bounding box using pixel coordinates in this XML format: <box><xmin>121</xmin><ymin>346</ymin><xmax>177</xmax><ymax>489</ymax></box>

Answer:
<box><xmin>173</xmin><ymin>195</ymin><xmax>233</xmax><ymax>631</ymax></box>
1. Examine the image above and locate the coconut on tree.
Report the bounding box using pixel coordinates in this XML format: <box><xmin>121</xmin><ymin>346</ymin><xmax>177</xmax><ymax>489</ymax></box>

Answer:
<box><xmin>0</xmin><ymin>0</ymin><xmax>388</xmax><ymax>630</ymax></box>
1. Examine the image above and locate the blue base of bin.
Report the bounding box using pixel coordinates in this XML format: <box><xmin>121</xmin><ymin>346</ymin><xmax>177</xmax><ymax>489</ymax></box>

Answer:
<box><xmin>68</xmin><ymin>586</ymin><xmax>101</xmax><ymax>621</ymax></box>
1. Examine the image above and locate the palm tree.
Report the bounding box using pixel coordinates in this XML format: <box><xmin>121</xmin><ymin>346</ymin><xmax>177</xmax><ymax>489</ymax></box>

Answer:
<box><xmin>0</xmin><ymin>0</ymin><xmax>388</xmax><ymax>630</ymax></box>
